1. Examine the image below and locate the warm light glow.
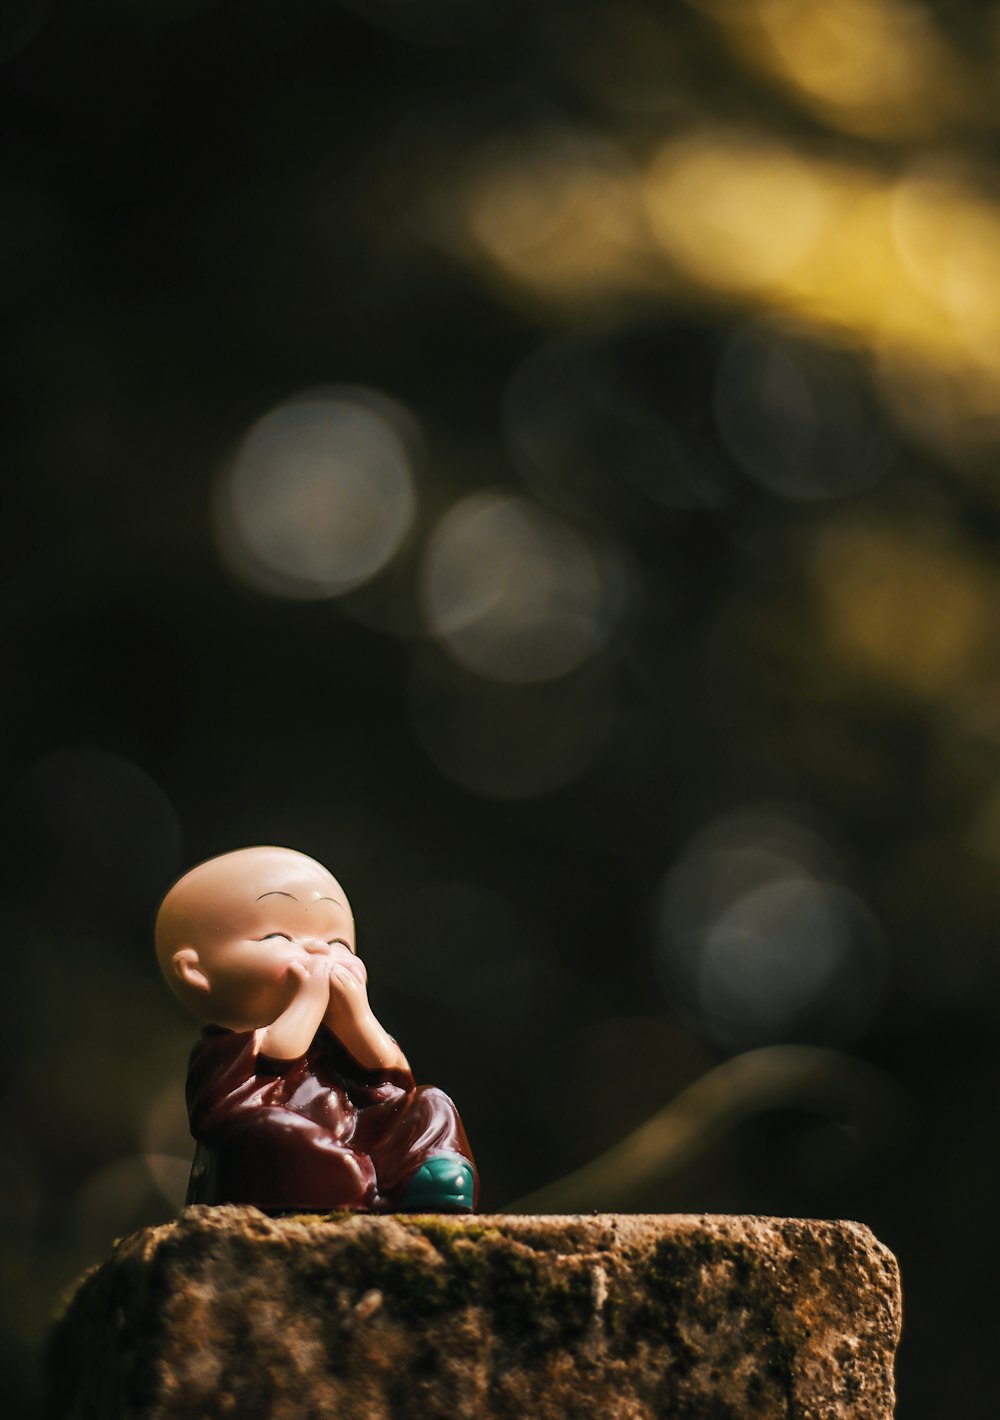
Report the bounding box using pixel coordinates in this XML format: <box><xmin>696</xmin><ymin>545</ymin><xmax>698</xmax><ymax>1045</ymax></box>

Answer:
<box><xmin>702</xmin><ymin>0</ymin><xmax>963</xmax><ymax>140</ymax></box>
<box><xmin>644</xmin><ymin>129</ymin><xmax>1000</xmax><ymax>380</ymax></box>
<box><xmin>430</xmin><ymin>119</ymin><xmax>1000</xmax><ymax>428</ymax></box>
<box><xmin>874</xmin><ymin>347</ymin><xmax>1000</xmax><ymax>463</ymax></box>
<box><xmin>892</xmin><ymin>168</ymin><xmax>1000</xmax><ymax>359</ymax></box>
<box><xmin>457</xmin><ymin>131</ymin><xmax>647</xmax><ymax>299</ymax></box>
<box><xmin>644</xmin><ymin>130</ymin><xmax>831</xmax><ymax>294</ymax></box>
<box><xmin>811</xmin><ymin>522</ymin><xmax>990</xmax><ymax>695</ymax></box>
<box><xmin>215</xmin><ymin>388</ymin><xmax>418</xmax><ymax>600</ymax></box>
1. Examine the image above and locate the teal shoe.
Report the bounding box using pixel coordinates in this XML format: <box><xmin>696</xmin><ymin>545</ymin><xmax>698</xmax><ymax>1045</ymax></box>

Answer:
<box><xmin>400</xmin><ymin>1153</ymin><xmax>476</xmax><ymax>1212</ymax></box>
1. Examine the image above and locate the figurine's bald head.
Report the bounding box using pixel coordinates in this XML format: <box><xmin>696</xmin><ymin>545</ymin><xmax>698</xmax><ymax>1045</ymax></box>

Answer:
<box><xmin>155</xmin><ymin>846</ymin><xmax>354</xmax><ymax>1027</ymax></box>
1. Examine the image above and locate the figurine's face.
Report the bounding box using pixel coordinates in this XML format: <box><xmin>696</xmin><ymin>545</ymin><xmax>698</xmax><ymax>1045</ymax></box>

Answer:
<box><xmin>156</xmin><ymin>847</ymin><xmax>359</xmax><ymax>1030</ymax></box>
<box><xmin>197</xmin><ymin>878</ymin><xmax>358</xmax><ymax>1030</ymax></box>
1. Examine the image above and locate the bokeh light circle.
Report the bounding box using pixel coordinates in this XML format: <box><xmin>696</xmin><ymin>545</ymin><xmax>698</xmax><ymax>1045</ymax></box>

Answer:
<box><xmin>714</xmin><ymin>323</ymin><xmax>894</xmax><ymax>501</ymax></box>
<box><xmin>652</xmin><ymin>806</ymin><xmax>886</xmax><ymax>1047</ymax></box>
<box><xmin>644</xmin><ymin>130</ymin><xmax>830</xmax><ymax>294</ymax></box>
<box><xmin>460</xmin><ymin>129</ymin><xmax>640</xmax><ymax>298</ymax></box>
<box><xmin>696</xmin><ymin>878</ymin><xmax>852</xmax><ymax>1030</ymax></box>
<box><xmin>215</xmin><ymin>388</ymin><xmax>419</xmax><ymax>599</ymax></box>
<box><xmin>418</xmin><ymin>491</ymin><xmax>622</xmax><ymax>683</ymax></box>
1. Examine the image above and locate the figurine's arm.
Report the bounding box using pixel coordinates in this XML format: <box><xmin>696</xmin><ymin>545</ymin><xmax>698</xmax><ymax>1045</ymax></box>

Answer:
<box><xmin>323</xmin><ymin>960</ymin><xmax>410</xmax><ymax>1074</ymax></box>
<box><xmin>256</xmin><ymin>957</ymin><xmax>332</xmax><ymax>1061</ymax></box>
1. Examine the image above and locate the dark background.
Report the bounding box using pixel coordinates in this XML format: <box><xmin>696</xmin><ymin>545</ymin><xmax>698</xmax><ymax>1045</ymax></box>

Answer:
<box><xmin>4</xmin><ymin>0</ymin><xmax>1000</xmax><ymax>1413</ymax></box>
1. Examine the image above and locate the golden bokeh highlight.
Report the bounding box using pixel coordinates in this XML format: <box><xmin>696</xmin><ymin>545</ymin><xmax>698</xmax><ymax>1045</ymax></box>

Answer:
<box><xmin>810</xmin><ymin>522</ymin><xmax>994</xmax><ymax>698</ymax></box>
<box><xmin>458</xmin><ymin>132</ymin><xmax>650</xmax><ymax>300</ymax></box>
<box><xmin>891</xmin><ymin>168</ymin><xmax>1000</xmax><ymax>361</ymax></box>
<box><xmin>642</xmin><ymin>133</ymin><xmax>988</xmax><ymax>364</ymax></box>
<box><xmin>725</xmin><ymin>0</ymin><xmax>962</xmax><ymax>140</ymax></box>
<box><xmin>441</xmin><ymin>116</ymin><xmax>1000</xmax><ymax>464</ymax></box>
<box><xmin>644</xmin><ymin>131</ymin><xmax>831</xmax><ymax>295</ymax></box>
<box><xmin>874</xmin><ymin>348</ymin><xmax>1000</xmax><ymax>466</ymax></box>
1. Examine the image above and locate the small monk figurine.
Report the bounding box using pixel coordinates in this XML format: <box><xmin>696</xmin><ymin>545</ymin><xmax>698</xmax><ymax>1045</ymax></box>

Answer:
<box><xmin>155</xmin><ymin>845</ymin><xmax>477</xmax><ymax>1213</ymax></box>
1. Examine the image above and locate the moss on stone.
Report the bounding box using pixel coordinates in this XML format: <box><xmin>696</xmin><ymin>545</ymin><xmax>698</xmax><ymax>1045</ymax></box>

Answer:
<box><xmin>46</xmin><ymin>1211</ymin><xmax>901</xmax><ymax>1420</ymax></box>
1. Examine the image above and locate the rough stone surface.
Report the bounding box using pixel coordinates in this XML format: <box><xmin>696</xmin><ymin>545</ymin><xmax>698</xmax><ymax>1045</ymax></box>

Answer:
<box><xmin>47</xmin><ymin>1208</ymin><xmax>900</xmax><ymax>1420</ymax></box>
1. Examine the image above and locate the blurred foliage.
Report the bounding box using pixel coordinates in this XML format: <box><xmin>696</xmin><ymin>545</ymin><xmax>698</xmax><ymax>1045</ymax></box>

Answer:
<box><xmin>5</xmin><ymin>0</ymin><xmax>1000</xmax><ymax>1414</ymax></box>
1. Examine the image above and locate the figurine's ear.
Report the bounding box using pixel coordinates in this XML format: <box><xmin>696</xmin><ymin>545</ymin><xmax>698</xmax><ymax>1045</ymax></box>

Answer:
<box><xmin>172</xmin><ymin>948</ymin><xmax>211</xmax><ymax>994</ymax></box>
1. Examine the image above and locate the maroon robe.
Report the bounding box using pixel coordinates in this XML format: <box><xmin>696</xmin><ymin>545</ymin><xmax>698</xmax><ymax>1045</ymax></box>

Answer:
<box><xmin>184</xmin><ymin>1025</ymin><xmax>476</xmax><ymax>1212</ymax></box>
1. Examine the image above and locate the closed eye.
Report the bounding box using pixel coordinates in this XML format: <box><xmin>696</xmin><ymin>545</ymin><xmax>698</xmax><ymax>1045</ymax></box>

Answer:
<box><xmin>328</xmin><ymin>938</ymin><xmax>354</xmax><ymax>952</ymax></box>
<box><xmin>259</xmin><ymin>933</ymin><xmax>292</xmax><ymax>941</ymax></box>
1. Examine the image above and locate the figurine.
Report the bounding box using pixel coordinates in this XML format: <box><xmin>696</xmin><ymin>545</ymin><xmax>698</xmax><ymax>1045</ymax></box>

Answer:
<box><xmin>155</xmin><ymin>845</ymin><xmax>477</xmax><ymax>1213</ymax></box>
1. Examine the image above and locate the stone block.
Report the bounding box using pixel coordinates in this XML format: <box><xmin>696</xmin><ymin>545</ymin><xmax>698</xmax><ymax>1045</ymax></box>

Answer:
<box><xmin>47</xmin><ymin>1207</ymin><xmax>900</xmax><ymax>1419</ymax></box>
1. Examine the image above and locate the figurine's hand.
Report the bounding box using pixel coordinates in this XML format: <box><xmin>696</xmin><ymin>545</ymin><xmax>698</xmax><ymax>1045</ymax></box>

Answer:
<box><xmin>320</xmin><ymin>945</ymin><xmax>409</xmax><ymax>1074</ymax></box>
<box><xmin>326</xmin><ymin>954</ymin><xmax>371</xmax><ymax>1020</ymax></box>
<box><xmin>286</xmin><ymin>955</ymin><xmax>334</xmax><ymax>997</ymax></box>
<box><xmin>330</xmin><ymin>943</ymin><xmax>367</xmax><ymax>985</ymax></box>
<box><xmin>258</xmin><ymin>954</ymin><xmax>335</xmax><ymax>1062</ymax></box>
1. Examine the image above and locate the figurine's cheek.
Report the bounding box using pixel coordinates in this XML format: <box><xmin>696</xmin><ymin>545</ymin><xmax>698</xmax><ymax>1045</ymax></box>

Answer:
<box><xmin>251</xmin><ymin>949</ymin><xmax>299</xmax><ymax>982</ymax></box>
<box><xmin>272</xmin><ymin>963</ymin><xmax>302</xmax><ymax>998</ymax></box>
